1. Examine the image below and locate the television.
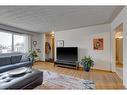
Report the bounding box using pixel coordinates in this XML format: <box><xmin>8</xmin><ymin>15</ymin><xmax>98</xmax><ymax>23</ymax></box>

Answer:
<box><xmin>56</xmin><ymin>47</ymin><xmax>78</xmax><ymax>61</ymax></box>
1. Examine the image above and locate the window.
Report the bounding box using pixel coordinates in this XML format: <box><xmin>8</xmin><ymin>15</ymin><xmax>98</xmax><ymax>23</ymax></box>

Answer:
<box><xmin>14</xmin><ymin>34</ymin><xmax>28</xmax><ymax>53</ymax></box>
<box><xmin>0</xmin><ymin>31</ymin><xmax>29</xmax><ymax>53</ymax></box>
<box><xmin>0</xmin><ymin>32</ymin><xmax>12</xmax><ymax>53</ymax></box>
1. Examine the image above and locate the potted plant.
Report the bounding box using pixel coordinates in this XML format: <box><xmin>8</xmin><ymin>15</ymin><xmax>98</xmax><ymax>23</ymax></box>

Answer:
<box><xmin>28</xmin><ymin>50</ymin><xmax>38</xmax><ymax>62</ymax></box>
<box><xmin>81</xmin><ymin>56</ymin><xmax>94</xmax><ymax>72</ymax></box>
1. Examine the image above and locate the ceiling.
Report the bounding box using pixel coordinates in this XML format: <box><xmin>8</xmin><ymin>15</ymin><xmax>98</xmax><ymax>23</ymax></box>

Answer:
<box><xmin>0</xmin><ymin>6</ymin><xmax>124</xmax><ymax>33</ymax></box>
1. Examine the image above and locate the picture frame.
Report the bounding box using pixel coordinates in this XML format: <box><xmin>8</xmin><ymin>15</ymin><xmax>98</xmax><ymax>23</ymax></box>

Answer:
<box><xmin>93</xmin><ymin>38</ymin><xmax>104</xmax><ymax>50</ymax></box>
<box><xmin>57</xmin><ymin>40</ymin><xmax>64</xmax><ymax>47</ymax></box>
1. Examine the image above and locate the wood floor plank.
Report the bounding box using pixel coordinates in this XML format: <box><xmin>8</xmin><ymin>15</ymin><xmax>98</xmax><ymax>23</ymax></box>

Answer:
<box><xmin>33</xmin><ymin>62</ymin><xmax>124</xmax><ymax>89</ymax></box>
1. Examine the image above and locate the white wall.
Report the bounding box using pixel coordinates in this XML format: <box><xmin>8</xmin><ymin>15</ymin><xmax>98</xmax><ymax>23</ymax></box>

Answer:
<box><xmin>55</xmin><ymin>24</ymin><xmax>111</xmax><ymax>71</ymax></box>
<box><xmin>31</xmin><ymin>33</ymin><xmax>45</xmax><ymax>61</ymax></box>
<box><xmin>111</xmin><ymin>7</ymin><xmax>127</xmax><ymax>88</ymax></box>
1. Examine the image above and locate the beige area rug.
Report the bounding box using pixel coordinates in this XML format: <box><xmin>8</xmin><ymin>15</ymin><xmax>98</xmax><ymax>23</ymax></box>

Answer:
<box><xmin>35</xmin><ymin>70</ymin><xmax>95</xmax><ymax>90</ymax></box>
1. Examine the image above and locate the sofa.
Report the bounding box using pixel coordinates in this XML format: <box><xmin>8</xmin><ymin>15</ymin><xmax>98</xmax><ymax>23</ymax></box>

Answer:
<box><xmin>0</xmin><ymin>54</ymin><xmax>33</xmax><ymax>73</ymax></box>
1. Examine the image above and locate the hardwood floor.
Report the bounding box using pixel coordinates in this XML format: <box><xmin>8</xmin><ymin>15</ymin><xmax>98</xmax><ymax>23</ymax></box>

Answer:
<box><xmin>33</xmin><ymin>62</ymin><xmax>124</xmax><ymax>89</ymax></box>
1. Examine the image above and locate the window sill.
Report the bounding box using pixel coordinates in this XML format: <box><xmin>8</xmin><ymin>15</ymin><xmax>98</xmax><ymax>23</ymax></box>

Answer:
<box><xmin>0</xmin><ymin>52</ymin><xmax>27</xmax><ymax>56</ymax></box>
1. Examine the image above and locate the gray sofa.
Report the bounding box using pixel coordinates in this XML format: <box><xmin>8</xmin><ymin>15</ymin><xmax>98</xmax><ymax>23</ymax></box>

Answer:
<box><xmin>0</xmin><ymin>54</ymin><xmax>33</xmax><ymax>73</ymax></box>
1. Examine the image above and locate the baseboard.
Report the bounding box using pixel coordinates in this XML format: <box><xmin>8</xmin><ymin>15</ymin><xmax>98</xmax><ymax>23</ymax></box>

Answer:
<box><xmin>78</xmin><ymin>67</ymin><xmax>113</xmax><ymax>73</ymax></box>
<box><xmin>35</xmin><ymin>60</ymin><xmax>45</xmax><ymax>62</ymax></box>
<box><xmin>91</xmin><ymin>68</ymin><xmax>113</xmax><ymax>73</ymax></box>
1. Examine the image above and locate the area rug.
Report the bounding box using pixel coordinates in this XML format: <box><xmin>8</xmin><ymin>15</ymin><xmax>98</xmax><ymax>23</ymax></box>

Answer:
<box><xmin>35</xmin><ymin>70</ymin><xmax>95</xmax><ymax>90</ymax></box>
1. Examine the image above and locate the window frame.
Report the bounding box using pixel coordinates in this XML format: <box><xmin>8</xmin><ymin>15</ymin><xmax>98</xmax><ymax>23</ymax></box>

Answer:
<box><xmin>0</xmin><ymin>30</ymin><xmax>29</xmax><ymax>54</ymax></box>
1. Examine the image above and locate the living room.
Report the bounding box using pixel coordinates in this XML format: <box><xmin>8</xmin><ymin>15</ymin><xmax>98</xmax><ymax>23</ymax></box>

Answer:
<box><xmin>0</xmin><ymin>5</ymin><xmax>127</xmax><ymax>90</ymax></box>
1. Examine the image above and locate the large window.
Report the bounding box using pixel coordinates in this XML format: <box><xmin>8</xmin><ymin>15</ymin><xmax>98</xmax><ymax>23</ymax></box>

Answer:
<box><xmin>14</xmin><ymin>34</ymin><xmax>28</xmax><ymax>53</ymax></box>
<box><xmin>0</xmin><ymin>32</ymin><xmax>12</xmax><ymax>53</ymax></box>
<box><xmin>0</xmin><ymin>31</ymin><xmax>29</xmax><ymax>53</ymax></box>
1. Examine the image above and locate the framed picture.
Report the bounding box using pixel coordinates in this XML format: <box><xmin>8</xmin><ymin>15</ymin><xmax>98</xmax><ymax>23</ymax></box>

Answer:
<box><xmin>57</xmin><ymin>40</ymin><xmax>64</xmax><ymax>47</ymax></box>
<box><xmin>93</xmin><ymin>38</ymin><xmax>103</xmax><ymax>50</ymax></box>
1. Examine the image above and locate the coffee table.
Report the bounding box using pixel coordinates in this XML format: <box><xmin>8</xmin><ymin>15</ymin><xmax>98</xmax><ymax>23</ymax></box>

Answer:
<box><xmin>0</xmin><ymin>67</ymin><xmax>43</xmax><ymax>89</ymax></box>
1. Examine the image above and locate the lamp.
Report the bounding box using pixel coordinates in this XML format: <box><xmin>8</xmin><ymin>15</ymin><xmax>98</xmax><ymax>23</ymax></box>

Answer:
<box><xmin>115</xmin><ymin>32</ymin><xmax>123</xmax><ymax>39</ymax></box>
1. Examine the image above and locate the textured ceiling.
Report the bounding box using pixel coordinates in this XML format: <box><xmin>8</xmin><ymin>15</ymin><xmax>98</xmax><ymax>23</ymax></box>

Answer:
<box><xmin>0</xmin><ymin>6</ymin><xmax>124</xmax><ymax>33</ymax></box>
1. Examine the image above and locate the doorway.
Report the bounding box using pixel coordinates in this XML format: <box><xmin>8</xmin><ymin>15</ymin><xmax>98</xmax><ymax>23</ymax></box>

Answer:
<box><xmin>45</xmin><ymin>32</ymin><xmax>55</xmax><ymax>62</ymax></box>
<box><xmin>115</xmin><ymin>24</ymin><xmax>123</xmax><ymax>80</ymax></box>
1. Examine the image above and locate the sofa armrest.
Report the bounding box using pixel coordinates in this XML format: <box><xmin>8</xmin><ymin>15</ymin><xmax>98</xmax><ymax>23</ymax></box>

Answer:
<box><xmin>28</xmin><ymin>57</ymin><xmax>34</xmax><ymax>66</ymax></box>
<box><xmin>29</xmin><ymin>57</ymin><xmax>33</xmax><ymax>62</ymax></box>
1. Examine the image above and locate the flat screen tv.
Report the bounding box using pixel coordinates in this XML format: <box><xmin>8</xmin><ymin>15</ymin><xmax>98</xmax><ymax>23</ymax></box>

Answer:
<box><xmin>56</xmin><ymin>47</ymin><xmax>78</xmax><ymax>61</ymax></box>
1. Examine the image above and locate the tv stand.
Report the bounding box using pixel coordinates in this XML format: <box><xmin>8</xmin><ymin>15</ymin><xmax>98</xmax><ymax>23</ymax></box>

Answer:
<box><xmin>54</xmin><ymin>60</ymin><xmax>79</xmax><ymax>70</ymax></box>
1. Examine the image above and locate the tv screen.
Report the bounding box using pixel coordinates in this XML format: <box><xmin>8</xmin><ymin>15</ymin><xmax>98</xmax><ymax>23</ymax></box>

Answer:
<box><xmin>56</xmin><ymin>47</ymin><xmax>78</xmax><ymax>61</ymax></box>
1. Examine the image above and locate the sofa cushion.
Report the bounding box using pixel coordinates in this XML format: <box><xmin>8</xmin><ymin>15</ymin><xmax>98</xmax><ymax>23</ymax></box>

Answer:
<box><xmin>0</xmin><ymin>57</ymin><xmax>11</xmax><ymax>66</ymax></box>
<box><xmin>11</xmin><ymin>55</ymin><xmax>22</xmax><ymax>64</ymax></box>
<box><xmin>20</xmin><ymin>54</ymin><xmax>29</xmax><ymax>62</ymax></box>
